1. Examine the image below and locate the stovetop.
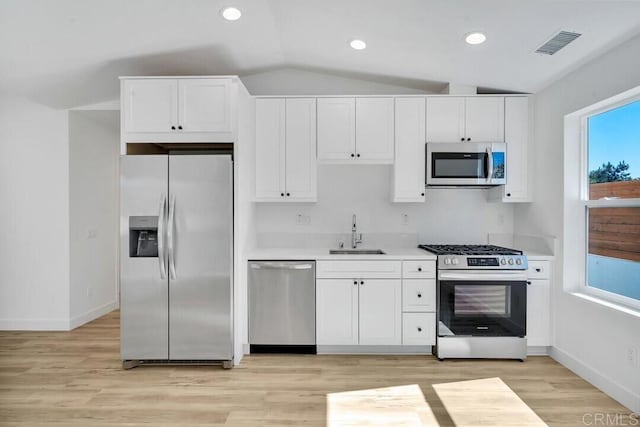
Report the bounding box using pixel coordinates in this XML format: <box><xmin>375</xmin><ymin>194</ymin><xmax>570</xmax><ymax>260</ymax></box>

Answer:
<box><xmin>418</xmin><ymin>244</ymin><xmax>523</xmax><ymax>256</ymax></box>
<box><xmin>418</xmin><ymin>244</ymin><xmax>528</xmax><ymax>270</ymax></box>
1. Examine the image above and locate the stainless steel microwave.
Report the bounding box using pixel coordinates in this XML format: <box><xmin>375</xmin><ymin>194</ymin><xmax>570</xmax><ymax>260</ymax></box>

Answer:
<box><xmin>426</xmin><ymin>142</ymin><xmax>506</xmax><ymax>187</ymax></box>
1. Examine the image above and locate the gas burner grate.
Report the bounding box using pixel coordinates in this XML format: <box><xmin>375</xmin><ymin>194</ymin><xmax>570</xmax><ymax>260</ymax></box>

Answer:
<box><xmin>418</xmin><ymin>244</ymin><xmax>523</xmax><ymax>256</ymax></box>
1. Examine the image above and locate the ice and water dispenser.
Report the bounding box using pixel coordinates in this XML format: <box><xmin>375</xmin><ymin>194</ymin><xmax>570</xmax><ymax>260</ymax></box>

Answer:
<box><xmin>129</xmin><ymin>216</ymin><xmax>159</xmax><ymax>258</ymax></box>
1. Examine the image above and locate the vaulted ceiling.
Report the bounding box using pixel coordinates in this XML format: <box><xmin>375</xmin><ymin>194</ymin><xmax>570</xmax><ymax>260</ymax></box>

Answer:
<box><xmin>2</xmin><ymin>0</ymin><xmax>640</xmax><ymax>108</ymax></box>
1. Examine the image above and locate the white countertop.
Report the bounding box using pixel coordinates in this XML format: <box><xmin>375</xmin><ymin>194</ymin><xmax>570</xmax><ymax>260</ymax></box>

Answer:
<box><xmin>522</xmin><ymin>251</ymin><xmax>555</xmax><ymax>261</ymax></box>
<box><xmin>248</xmin><ymin>247</ymin><xmax>438</xmax><ymax>261</ymax></box>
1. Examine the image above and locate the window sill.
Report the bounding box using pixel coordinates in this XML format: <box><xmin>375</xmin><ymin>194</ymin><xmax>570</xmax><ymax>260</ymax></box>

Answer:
<box><xmin>569</xmin><ymin>291</ymin><xmax>640</xmax><ymax>319</ymax></box>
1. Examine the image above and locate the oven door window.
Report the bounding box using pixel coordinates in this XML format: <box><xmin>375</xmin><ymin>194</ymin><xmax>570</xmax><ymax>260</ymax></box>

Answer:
<box><xmin>432</xmin><ymin>152</ymin><xmax>487</xmax><ymax>179</ymax></box>
<box><xmin>439</xmin><ymin>280</ymin><xmax>526</xmax><ymax>337</ymax></box>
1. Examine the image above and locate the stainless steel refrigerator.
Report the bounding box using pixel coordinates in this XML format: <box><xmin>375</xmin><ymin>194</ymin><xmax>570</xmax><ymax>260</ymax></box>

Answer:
<box><xmin>120</xmin><ymin>154</ymin><xmax>233</xmax><ymax>369</ymax></box>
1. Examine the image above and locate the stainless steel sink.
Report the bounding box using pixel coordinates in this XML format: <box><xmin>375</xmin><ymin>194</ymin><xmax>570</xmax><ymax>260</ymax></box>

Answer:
<box><xmin>329</xmin><ymin>249</ymin><xmax>386</xmax><ymax>255</ymax></box>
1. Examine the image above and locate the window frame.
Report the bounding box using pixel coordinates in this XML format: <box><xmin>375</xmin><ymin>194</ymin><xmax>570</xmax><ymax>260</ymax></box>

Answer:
<box><xmin>578</xmin><ymin>93</ymin><xmax>640</xmax><ymax>310</ymax></box>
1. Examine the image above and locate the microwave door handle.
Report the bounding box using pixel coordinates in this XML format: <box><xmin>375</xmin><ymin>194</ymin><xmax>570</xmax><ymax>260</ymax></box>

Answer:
<box><xmin>486</xmin><ymin>147</ymin><xmax>494</xmax><ymax>182</ymax></box>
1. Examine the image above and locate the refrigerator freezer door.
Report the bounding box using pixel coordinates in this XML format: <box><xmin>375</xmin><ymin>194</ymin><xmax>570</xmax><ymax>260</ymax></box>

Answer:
<box><xmin>120</xmin><ymin>155</ymin><xmax>169</xmax><ymax>360</ymax></box>
<box><xmin>168</xmin><ymin>155</ymin><xmax>233</xmax><ymax>360</ymax></box>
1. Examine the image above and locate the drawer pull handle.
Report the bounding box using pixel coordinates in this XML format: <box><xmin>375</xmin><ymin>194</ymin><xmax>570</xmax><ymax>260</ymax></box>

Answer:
<box><xmin>417</xmin><ymin>327</ymin><xmax>422</xmax><ymax>332</ymax></box>
<box><xmin>417</xmin><ymin>293</ymin><xmax>422</xmax><ymax>298</ymax></box>
<box><xmin>535</xmin><ymin>268</ymin><xmax>541</xmax><ymax>272</ymax></box>
<box><xmin>417</xmin><ymin>267</ymin><xmax>422</xmax><ymax>272</ymax></box>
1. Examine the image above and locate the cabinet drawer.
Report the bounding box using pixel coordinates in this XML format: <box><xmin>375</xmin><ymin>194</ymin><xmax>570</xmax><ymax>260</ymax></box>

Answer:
<box><xmin>527</xmin><ymin>261</ymin><xmax>550</xmax><ymax>279</ymax></box>
<box><xmin>402</xmin><ymin>260</ymin><xmax>436</xmax><ymax>279</ymax></box>
<box><xmin>402</xmin><ymin>279</ymin><xmax>436</xmax><ymax>312</ymax></box>
<box><xmin>317</xmin><ymin>260</ymin><xmax>401</xmax><ymax>279</ymax></box>
<box><xmin>402</xmin><ymin>313</ymin><xmax>435</xmax><ymax>346</ymax></box>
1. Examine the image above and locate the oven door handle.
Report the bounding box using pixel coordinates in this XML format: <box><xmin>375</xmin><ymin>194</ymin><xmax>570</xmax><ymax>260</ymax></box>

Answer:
<box><xmin>438</xmin><ymin>271</ymin><xmax>527</xmax><ymax>281</ymax></box>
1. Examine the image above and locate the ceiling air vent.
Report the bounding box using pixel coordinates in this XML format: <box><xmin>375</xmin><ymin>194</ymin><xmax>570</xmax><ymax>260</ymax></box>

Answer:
<box><xmin>535</xmin><ymin>31</ymin><xmax>582</xmax><ymax>55</ymax></box>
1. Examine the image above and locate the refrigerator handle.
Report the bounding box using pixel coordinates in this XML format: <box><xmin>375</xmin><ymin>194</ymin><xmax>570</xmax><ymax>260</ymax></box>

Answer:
<box><xmin>167</xmin><ymin>194</ymin><xmax>177</xmax><ymax>280</ymax></box>
<box><xmin>158</xmin><ymin>194</ymin><xmax>167</xmax><ymax>279</ymax></box>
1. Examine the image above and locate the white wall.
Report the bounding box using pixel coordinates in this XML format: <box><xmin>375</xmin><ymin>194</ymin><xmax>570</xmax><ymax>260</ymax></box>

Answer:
<box><xmin>515</xmin><ymin>34</ymin><xmax>640</xmax><ymax>411</ymax></box>
<box><xmin>0</xmin><ymin>93</ymin><xmax>70</xmax><ymax>329</ymax></box>
<box><xmin>242</xmin><ymin>67</ymin><xmax>436</xmax><ymax>96</ymax></box>
<box><xmin>69</xmin><ymin>110</ymin><xmax>120</xmax><ymax>328</ymax></box>
<box><xmin>256</xmin><ymin>165</ymin><xmax>514</xmax><ymax>245</ymax></box>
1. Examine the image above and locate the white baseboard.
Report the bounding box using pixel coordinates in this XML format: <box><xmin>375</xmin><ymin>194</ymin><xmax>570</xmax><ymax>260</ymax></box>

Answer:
<box><xmin>0</xmin><ymin>317</ymin><xmax>71</xmax><ymax>331</ymax></box>
<box><xmin>550</xmin><ymin>346</ymin><xmax>640</xmax><ymax>413</ymax></box>
<box><xmin>527</xmin><ymin>346</ymin><xmax>550</xmax><ymax>356</ymax></box>
<box><xmin>69</xmin><ymin>301</ymin><xmax>118</xmax><ymax>330</ymax></box>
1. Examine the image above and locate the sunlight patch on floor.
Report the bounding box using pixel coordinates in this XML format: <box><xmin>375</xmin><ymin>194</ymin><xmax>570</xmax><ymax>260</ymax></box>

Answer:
<box><xmin>326</xmin><ymin>384</ymin><xmax>438</xmax><ymax>426</ymax></box>
<box><xmin>432</xmin><ymin>377</ymin><xmax>547</xmax><ymax>427</ymax></box>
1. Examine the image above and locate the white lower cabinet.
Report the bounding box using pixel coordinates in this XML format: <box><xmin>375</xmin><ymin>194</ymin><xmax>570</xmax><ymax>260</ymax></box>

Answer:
<box><xmin>526</xmin><ymin>260</ymin><xmax>551</xmax><ymax>347</ymax></box>
<box><xmin>402</xmin><ymin>313</ymin><xmax>436</xmax><ymax>346</ymax></box>
<box><xmin>359</xmin><ymin>279</ymin><xmax>402</xmax><ymax>345</ymax></box>
<box><xmin>316</xmin><ymin>279</ymin><xmax>359</xmax><ymax>345</ymax></box>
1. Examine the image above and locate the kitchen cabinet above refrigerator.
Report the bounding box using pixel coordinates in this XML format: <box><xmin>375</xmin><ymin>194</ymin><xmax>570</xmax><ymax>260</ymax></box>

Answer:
<box><xmin>120</xmin><ymin>77</ymin><xmax>236</xmax><ymax>147</ymax></box>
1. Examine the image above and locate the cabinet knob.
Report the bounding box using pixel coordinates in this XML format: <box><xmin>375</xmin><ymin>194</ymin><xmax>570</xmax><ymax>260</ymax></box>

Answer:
<box><xmin>280</xmin><ymin>193</ymin><xmax>285</xmax><ymax>197</ymax></box>
<box><xmin>356</xmin><ymin>153</ymin><xmax>360</xmax><ymax>158</ymax></box>
<box><xmin>460</xmin><ymin>137</ymin><xmax>465</xmax><ymax>142</ymax></box>
<box><xmin>417</xmin><ymin>293</ymin><xmax>422</xmax><ymax>298</ymax></box>
<box><xmin>527</xmin><ymin>281</ymin><xmax>532</xmax><ymax>285</ymax></box>
<box><xmin>178</xmin><ymin>125</ymin><xmax>183</xmax><ymax>130</ymax></box>
<box><xmin>417</xmin><ymin>327</ymin><xmax>422</xmax><ymax>332</ymax></box>
<box><xmin>286</xmin><ymin>192</ymin><xmax>290</xmax><ymax>197</ymax></box>
<box><xmin>353</xmin><ymin>280</ymin><xmax>358</xmax><ymax>285</ymax></box>
<box><xmin>507</xmin><ymin>193</ymin><xmax>512</xmax><ymax>197</ymax></box>
<box><xmin>350</xmin><ymin>153</ymin><xmax>355</xmax><ymax>158</ymax></box>
<box><xmin>417</xmin><ymin>267</ymin><xmax>422</xmax><ymax>272</ymax></box>
<box><xmin>421</xmin><ymin>192</ymin><xmax>425</xmax><ymax>197</ymax></box>
<box><xmin>535</xmin><ymin>268</ymin><xmax>541</xmax><ymax>272</ymax></box>
<box><xmin>467</xmin><ymin>138</ymin><xmax>471</xmax><ymax>141</ymax></box>
<box><xmin>171</xmin><ymin>126</ymin><xmax>176</xmax><ymax>130</ymax></box>
<box><xmin>360</xmin><ymin>280</ymin><xmax>364</xmax><ymax>285</ymax></box>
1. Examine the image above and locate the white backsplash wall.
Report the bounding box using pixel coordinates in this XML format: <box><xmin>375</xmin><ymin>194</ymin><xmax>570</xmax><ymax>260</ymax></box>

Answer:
<box><xmin>255</xmin><ymin>165</ymin><xmax>514</xmax><ymax>246</ymax></box>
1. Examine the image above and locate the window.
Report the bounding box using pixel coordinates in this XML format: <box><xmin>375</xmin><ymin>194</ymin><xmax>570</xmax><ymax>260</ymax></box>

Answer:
<box><xmin>584</xmin><ymin>99</ymin><xmax>640</xmax><ymax>303</ymax></box>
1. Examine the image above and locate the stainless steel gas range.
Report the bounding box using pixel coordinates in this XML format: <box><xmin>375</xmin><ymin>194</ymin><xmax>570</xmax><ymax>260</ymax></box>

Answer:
<box><xmin>418</xmin><ymin>244</ymin><xmax>529</xmax><ymax>361</ymax></box>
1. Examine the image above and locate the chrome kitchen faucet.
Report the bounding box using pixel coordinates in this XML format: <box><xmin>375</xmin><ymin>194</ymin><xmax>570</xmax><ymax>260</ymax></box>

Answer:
<box><xmin>351</xmin><ymin>214</ymin><xmax>363</xmax><ymax>249</ymax></box>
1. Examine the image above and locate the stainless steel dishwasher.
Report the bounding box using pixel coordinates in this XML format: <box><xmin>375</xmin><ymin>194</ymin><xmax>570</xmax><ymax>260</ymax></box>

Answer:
<box><xmin>248</xmin><ymin>261</ymin><xmax>316</xmax><ymax>353</ymax></box>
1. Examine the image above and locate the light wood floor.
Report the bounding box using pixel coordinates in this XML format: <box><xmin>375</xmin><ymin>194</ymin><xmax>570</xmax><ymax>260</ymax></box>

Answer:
<box><xmin>0</xmin><ymin>310</ymin><xmax>630</xmax><ymax>426</ymax></box>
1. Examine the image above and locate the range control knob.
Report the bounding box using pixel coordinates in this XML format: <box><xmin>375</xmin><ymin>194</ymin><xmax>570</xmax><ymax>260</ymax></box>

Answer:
<box><xmin>515</xmin><ymin>258</ymin><xmax>522</xmax><ymax>265</ymax></box>
<box><xmin>444</xmin><ymin>258</ymin><xmax>451</xmax><ymax>265</ymax></box>
<box><xmin>508</xmin><ymin>258</ymin><xmax>514</xmax><ymax>265</ymax></box>
<box><xmin>500</xmin><ymin>258</ymin><xmax>507</xmax><ymax>265</ymax></box>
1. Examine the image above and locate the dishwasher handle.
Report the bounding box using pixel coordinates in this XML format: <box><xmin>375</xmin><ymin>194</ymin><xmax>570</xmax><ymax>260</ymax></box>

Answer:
<box><xmin>250</xmin><ymin>262</ymin><xmax>314</xmax><ymax>270</ymax></box>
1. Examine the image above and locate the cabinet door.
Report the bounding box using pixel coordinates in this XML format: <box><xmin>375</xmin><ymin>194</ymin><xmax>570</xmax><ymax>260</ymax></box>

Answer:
<box><xmin>255</xmin><ymin>98</ymin><xmax>285</xmax><ymax>200</ymax></box>
<box><xmin>123</xmin><ymin>79</ymin><xmax>177</xmax><ymax>133</ymax></box>
<box><xmin>464</xmin><ymin>97</ymin><xmax>505</xmax><ymax>143</ymax></box>
<box><xmin>285</xmin><ymin>98</ymin><xmax>317</xmax><ymax>201</ymax></box>
<box><xmin>355</xmin><ymin>97</ymin><xmax>394</xmax><ymax>163</ymax></box>
<box><xmin>425</xmin><ymin>97</ymin><xmax>465</xmax><ymax>142</ymax></box>
<box><xmin>316</xmin><ymin>279</ymin><xmax>359</xmax><ymax>345</ymax></box>
<box><xmin>393</xmin><ymin>97</ymin><xmax>426</xmax><ymax>202</ymax></box>
<box><xmin>503</xmin><ymin>97</ymin><xmax>529</xmax><ymax>200</ymax></box>
<box><xmin>317</xmin><ymin>98</ymin><xmax>356</xmax><ymax>161</ymax></box>
<box><xmin>359</xmin><ymin>279</ymin><xmax>402</xmax><ymax>345</ymax></box>
<box><xmin>526</xmin><ymin>279</ymin><xmax>551</xmax><ymax>346</ymax></box>
<box><xmin>178</xmin><ymin>78</ymin><xmax>232</xmax><ymax>132</ymax></box>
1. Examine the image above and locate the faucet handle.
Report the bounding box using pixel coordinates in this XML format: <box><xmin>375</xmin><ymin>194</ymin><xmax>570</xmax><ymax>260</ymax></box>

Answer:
<box><xmin>338</xmin><ymin>241</ymin><xmax>345</xmax><ymax>249</ymax></box>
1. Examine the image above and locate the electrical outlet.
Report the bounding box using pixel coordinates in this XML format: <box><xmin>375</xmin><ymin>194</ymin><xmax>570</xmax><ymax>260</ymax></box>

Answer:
<box><xmin>87</xmin><ymin>228</ymin><xmax>97</xmax><ymax>239</ymax></box>
<box><xmin>86</xmin><ymin>287</ymin><xmax>93</xmax><ymax>297</ymax></box>
<box><xmin>626</xmin><ymin>346</ymin><xmax>638</xmax><ymax>367</ymax></box>
<box><xmin>402</xmin><ymin>213</ymin><xmax>410</xmax><ymax>226</ymax></box>
<box><xmin>296</xmin><ymin>214</ymin><xmax>311</xmax><ymax>226</ymax></box>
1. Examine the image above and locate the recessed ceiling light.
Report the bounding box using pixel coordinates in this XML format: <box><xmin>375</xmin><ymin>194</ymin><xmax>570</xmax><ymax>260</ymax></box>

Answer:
<box><xmin>350</xmin><ymin>39</ymin><xmax>367</xmax><ymax>50</ymax></box>
<box><xmin>221</xmin><ymin>7</ymin><xmax>242</xmax><ymax>21</ymax></box>
<box><xmin>465</xmin><ymin>32</ymin><xmax>486</xmax><ymax>45</ymax></box>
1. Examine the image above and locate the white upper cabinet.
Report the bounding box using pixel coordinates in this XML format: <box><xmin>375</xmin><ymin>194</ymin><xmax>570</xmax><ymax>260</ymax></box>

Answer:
<box><xmin>178</xmin><ymin>79</ymin><xmax>232</xmax><ymax>133</ymax></box>
<box><xmin>489</xmin><ymin>96</ymin><xmax>531</xmax><ymax>202</ymax></box>
<box><xmin>121</xmin><ymin>77</ymin><xmax>234</xmax><ymax>143</ymax></box>
<box><xmin>255</xmin><ymin>98</ymin><xmax>317</xmax><ymax>202</ymax></box>
<box><xmin>358</xmin><ymin>279</ymin><xmax>402</xmax><ymax>345</ymax></box>
<box><xmin>392</xmin><ymin>97</ymin><xmax>426</xmax><ymax>202</ymax></box>
<box><xmin>465</xmin><ymin>97</ymin><xmax>505</xmax><ymax>143</ymax></box>
<box><xmin>317</xmin><ymin>98</ymin><xmax>356</xmax><ymax>161</ymax></box>
<box><xmin>426</xmin><ymin>96</ymin><xmax>504</xmax><ymax>143</ymax></box>
<box><xmin>123</xmin><ymin>79</ymin><xmax>178</xmax><ymax>134</ymax></box>
<box><xmin>355</xmin><ymin>98</ymin><xmax>394</xmax><ymax>162</ymax></box>
<box><xmin>318</xmin><ymin>97</ymin><xmax>394</xmax><ymax>164</ymax></box>
<box><xmin>255</xmin><ymin>98</ymin><xmax>285</xmax><ymax>201</ymax></box>
<box><xmin>425</xmin><ymin>97</ymin><xmax>465</xmax><ymax>143</ymax></box>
